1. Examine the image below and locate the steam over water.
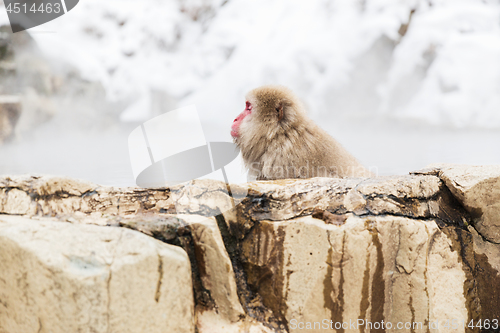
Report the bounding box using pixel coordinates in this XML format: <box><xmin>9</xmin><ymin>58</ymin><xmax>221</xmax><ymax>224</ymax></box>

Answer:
<box><xmin>1</xmin><ymin>116</ymin><xmax>499</xmax><ymax>187</ymax></box>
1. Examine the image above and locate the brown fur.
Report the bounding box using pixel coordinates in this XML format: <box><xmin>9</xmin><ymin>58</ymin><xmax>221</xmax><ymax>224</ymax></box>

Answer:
<box><xmin>233</xmin><ymin>85</ymin><xmax>373</xmax><ymax>180</ymax></box>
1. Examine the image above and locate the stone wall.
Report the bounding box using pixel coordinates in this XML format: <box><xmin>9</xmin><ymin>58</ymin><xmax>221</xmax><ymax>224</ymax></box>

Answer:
<box><xmin>0</xmin><ymin>164</ymin><xmax>499</xmax><ymax>333</ymax></box>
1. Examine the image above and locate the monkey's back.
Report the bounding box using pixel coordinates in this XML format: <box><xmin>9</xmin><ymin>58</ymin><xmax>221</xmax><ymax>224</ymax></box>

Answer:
<box><xmin>255</xmin><ymin>120</ymin><xmax>372</xmax><ymax>180</ymax></box>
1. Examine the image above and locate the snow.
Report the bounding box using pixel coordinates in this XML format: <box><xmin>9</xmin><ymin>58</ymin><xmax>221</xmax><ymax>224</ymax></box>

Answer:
<box><xmin>0</xmin><ymin>1</ymin><xmax>8</xmax><ymax>26</ymax></box>
<box><xmin>16</xmin><ymin>0</ymin><xmax>499</xmax><ymax>130</ymax></box>
<box><xmin>381</xmin><ymin>1</ymin><xmax>500</xmax><ymax>127</ymax></box>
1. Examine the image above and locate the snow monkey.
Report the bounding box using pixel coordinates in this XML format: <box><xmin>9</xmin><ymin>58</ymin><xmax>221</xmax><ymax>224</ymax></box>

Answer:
<box><xmin>231</xmin><ymin>85</ymin><xmax>373</xmax><ymax>180</ymax></box>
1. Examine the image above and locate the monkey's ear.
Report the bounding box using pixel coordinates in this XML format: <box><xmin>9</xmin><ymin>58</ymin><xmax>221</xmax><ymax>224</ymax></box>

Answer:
<box><xmin>276</xmin><ymin>103</ymin><xmax>284</xmax><ymax>121</ymax></box>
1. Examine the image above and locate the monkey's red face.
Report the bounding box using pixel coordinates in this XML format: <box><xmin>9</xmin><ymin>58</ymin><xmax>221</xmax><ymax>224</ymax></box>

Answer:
<box><xmin>231</xmin><ymin>101</ymin><xmax>252</xmax><ymax>138</ymax></box>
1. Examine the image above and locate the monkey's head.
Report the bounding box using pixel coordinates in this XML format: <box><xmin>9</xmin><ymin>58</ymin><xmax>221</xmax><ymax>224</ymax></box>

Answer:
<box><xmin>231</xmin><ymin>85</ymin><xmax>305</xmax><ymax>142</ymax></box>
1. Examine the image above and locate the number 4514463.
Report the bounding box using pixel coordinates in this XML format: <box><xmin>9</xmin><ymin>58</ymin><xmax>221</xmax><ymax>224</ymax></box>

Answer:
<box><xmin>6</xmin><ymin>2</ymin><xmax>62</xmax><ymax>14</ymax></box>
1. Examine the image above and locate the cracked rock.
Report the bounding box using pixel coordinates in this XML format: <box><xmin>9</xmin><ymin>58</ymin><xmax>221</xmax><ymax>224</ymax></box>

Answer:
<box><xmin>414</xmin><ymin>164</ymin><xmax>500</xmax><ymax>243</ymax></box>
<box><xmin>1</xmin><ymin>166</ymin><xmax>500</xmax><ymax>333</ymax></box>
<box><xmin>240</xmin><ymin>215</ymin><xmax>470</xmax><ymax>332</ymax></box>
<box><xmin>0</xmin><ymin>215</ymin><xmax>194</xmax><ymax>333</ymax></box>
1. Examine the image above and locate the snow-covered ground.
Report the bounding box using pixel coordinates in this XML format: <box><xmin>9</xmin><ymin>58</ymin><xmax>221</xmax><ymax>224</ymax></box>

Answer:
<box><xmin>1</xmin><ymin>0</ymin><xmax>500</xmax><ymax>186</ymax></box>
<box><xmin>10</xmin><ymin>0</ymin><xmax>499</xmax><ymax>128</ymax></box>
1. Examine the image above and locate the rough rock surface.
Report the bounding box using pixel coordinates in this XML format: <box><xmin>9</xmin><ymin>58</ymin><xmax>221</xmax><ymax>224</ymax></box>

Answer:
<box><xmin>241</xmin><ymin>215</ymin><xmax>470</xmax><ymax>332</ymax></box>
<box><xmin>228</xmin><ymin>175</ymin><xmax>466</xmax><ymax>239</ymax></box>
<box><xmin>121</xmin><ymin>214</ymin><xmax>245</xmax><ymax>323</ymax></box>
<box><xmin>0</xmin><ymin>175</ymin><xmax>235</xmax><ymax>217</ymax></box>
<box><xmin>0</xmin><ymin>215</ymin><xmax>194</xmax><ymax>333</ymax></box>
<box><xmin>415</xmin><ymin>164</ymin><xmax>500</xmax><ymax>243</ymax></box>
<box><xmin>229</xmin><ymin>175</ymin><xmax>470</xmax><ymax>332</ymax></box>
<box><xmin>1</xmin><ymin>165</ymin><xmax>500</xmax><ymax>332</ymax></box>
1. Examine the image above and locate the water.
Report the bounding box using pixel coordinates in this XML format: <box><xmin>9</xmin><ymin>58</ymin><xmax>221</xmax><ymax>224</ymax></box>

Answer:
<box><xmin>328</xmin><ymin>116</ymin><xmax>500</xmax><ymax>176</ymax></box>
<box><xmin>0</xmin><ymin>116</ymin><xmax>499</xmax><ymax>187</ymax></box>
<box><xmin>0</xmin><ymin>125</ymin><xmax>136</xmax><ymax>187</ymax></box>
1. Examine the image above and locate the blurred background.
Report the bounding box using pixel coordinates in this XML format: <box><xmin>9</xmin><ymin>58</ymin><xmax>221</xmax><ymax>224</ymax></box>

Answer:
<box><xmin>0</xmin><ymin>0</ymin><xmax>499</xmax><ymax>186</ymax></box>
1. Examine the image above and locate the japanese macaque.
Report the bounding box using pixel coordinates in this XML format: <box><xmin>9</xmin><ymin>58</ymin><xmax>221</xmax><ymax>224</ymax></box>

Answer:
<box><xmin>231</xmin><ymin>85</ymin><xmax>373</xmax><ymax>180</ymax></box>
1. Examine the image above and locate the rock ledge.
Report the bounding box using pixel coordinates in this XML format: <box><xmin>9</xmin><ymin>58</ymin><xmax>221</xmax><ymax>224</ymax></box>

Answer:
<box><xmin>1</xmin><ymin>164</ymin><xmax>500</xmax><ymax>333</ymax></box>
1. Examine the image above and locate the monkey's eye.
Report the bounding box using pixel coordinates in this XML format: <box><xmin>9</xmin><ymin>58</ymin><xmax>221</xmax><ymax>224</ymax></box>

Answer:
<box><xmin>245</xmin><ymin>101</ymin><xmax>252</xmax><ymax>111</ymax></box>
